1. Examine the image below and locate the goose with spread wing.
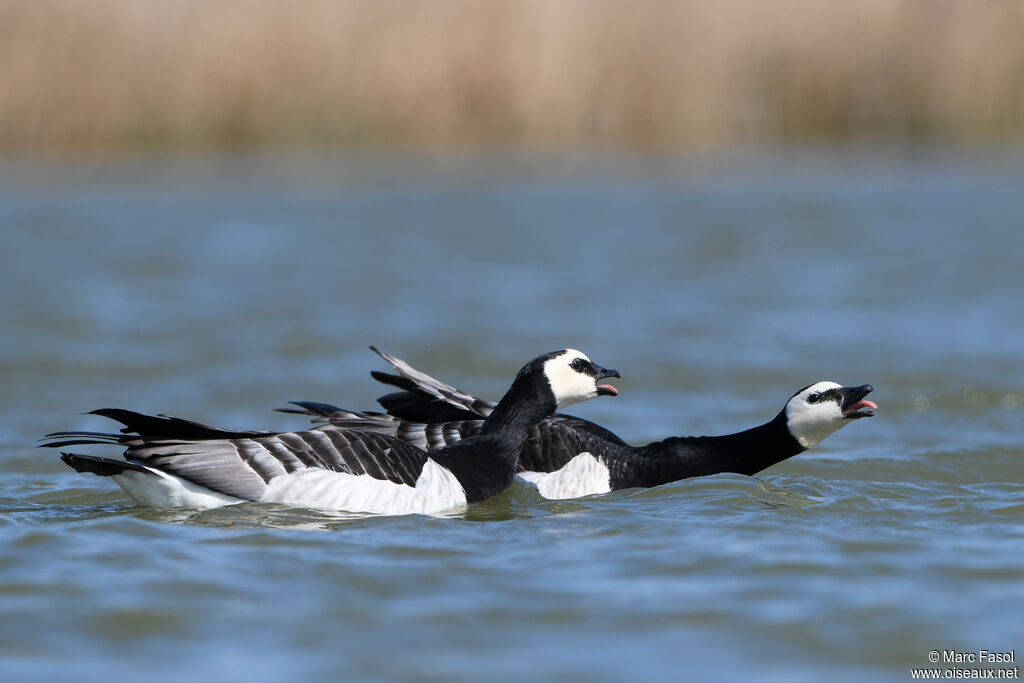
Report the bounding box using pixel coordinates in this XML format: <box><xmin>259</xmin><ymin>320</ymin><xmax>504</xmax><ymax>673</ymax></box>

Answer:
<box><xmin>42</xmin><ymin>349</ymin><xmax>619</xmax><ymax>514</ymax></box>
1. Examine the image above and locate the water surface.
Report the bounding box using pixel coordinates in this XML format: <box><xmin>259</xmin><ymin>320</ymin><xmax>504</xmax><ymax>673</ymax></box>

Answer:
<box><xmin>1</xmin><ymin>154</ymin><xmax>1022</xmax><ymax>681</ymax></box>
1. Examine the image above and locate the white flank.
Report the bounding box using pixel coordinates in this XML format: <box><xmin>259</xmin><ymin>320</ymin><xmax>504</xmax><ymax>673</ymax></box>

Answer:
<box><xmin>517</xmin><ymin>452</ymin><xmax>611</xmax><ymax>500</ymax></box>
<box><xmin>112</xmin><ymin>468</ymin><xmax>243</xmax><ymax>509</ymax></box>
<box><xmin>108</xmin><ymin>458</ymin><xmax>468</xmax><ymax>516</ymax></box>
<box><xmin>260</xmin><ymin>458</ymin><xmax>468</xmax><ymax>515</ymax></box>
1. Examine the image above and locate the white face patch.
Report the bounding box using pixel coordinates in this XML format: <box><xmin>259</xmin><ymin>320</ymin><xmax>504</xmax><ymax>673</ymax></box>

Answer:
<box><xmin>784</xmin><ymin>381</ymin><xmax>852</xmax><ymax>449</ymax></box>
<box><xmin>543</xmin><ymin>349</ymin><xmax>601</xmax><ymax>408</ymax></box>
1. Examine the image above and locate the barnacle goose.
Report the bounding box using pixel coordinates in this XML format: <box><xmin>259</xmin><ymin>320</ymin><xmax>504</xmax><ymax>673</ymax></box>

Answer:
<box><xmin>282</xmin><ymin>348</ymin><xmax>876</xmax><ymax>500</ymax></box>
<box><xmin>41</xmin><ymin>349</ymin><xmax>620</xmax><ymax>515</ymax></box>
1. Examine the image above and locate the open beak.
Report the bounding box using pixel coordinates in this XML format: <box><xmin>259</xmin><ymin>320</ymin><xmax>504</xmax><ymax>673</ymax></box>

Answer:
<box><xmin>840</xmin><ymin>384</ymin><xmax>877</xmax><ymax>418</ymax></box>
<box><xmin>594</xmin><ymin>365</ymin><xmax>620</xmax><ymax>397</ymax></box>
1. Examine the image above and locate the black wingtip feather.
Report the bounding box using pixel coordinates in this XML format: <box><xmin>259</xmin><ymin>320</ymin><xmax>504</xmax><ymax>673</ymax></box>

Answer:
<box><xmin>276</xmin><ymin>401</ymin><xmax>343</xmax><ymax>417</ymax></box>
<box><xmin>370</xmin><ymin>370</ymin><xmax>420</xmax><ymax>392</ymax></box>
<box><xmin>376</xmin><ymin>391</ymin><xmax>482</xmax><ymax>422</ymax></box>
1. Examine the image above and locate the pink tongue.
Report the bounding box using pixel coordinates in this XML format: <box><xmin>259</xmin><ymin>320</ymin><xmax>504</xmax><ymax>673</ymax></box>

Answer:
<box><xmin>845</xmin><ymin>399</ymin><xmax>878</xmax><ymax>413</ymax></box>
<box><xmin>599</xmin><ymin>384</ymin><xmax>618</xmax><ymax>396</ymax></box>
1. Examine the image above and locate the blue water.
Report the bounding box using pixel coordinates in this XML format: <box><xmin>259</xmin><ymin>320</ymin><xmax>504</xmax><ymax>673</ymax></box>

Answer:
<box><xmin>1</xmin><ymin>153</ymin><xmax>1022</xmax><ymax>681</ymax></box>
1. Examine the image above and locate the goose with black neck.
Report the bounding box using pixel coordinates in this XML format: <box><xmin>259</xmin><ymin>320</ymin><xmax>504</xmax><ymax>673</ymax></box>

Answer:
<box><xmin>43</xmin><ymin>349</ymin><xmax>620</xmax><ymax>514</ymax></box>
<box><xmin>283</xmin><ymin>349</ymin><xmax>875</xmax><ymax>500</ymax></box>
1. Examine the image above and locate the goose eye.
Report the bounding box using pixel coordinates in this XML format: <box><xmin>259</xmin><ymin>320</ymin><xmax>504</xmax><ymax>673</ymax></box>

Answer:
<box><xmin>569</xmin><ymin>357</ymin><xmax>589</xmax><ymax>373</ymax></box>
<box><xmin>808</xmin><ymin>393</ymin><xmax>821</xmax><ymax>404</ymax></box>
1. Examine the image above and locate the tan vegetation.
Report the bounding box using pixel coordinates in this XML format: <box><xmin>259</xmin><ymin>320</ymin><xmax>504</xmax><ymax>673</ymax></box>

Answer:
<box><xmin>2</xmin><ymin>0</ymin><xmax>1022</xmax><ymax>156</ymax></box>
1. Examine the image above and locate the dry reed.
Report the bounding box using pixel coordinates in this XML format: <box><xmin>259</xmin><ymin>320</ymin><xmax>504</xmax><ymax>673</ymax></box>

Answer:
<box><xmin>2</xmin><ymin>0</ymin><xmax>1023</xmax><ymax>156</ymax></box>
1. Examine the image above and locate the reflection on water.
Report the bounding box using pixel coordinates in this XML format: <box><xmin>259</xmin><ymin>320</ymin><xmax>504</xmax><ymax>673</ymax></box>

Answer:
<box><xmin>1</xmin><ymin>154</ymin><xmax>1022</xmax><ymax>682</ymax></box>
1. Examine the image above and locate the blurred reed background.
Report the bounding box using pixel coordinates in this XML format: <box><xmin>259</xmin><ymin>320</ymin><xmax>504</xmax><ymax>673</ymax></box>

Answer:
<box><xmin>2</xmin><ymin>0</ymin><xmax>1023</xmax><ymax>157</ymax></box>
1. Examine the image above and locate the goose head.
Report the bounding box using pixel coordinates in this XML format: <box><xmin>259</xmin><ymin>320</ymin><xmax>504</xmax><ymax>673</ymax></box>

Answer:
<box><xmin>540</xmin><ymin>349</ymin><xmax>620</xmax><ymax>408</ymax></box>
<box><xmin>784</xmin><ymin>382</ymin><xmax>876</xmax><ymax>449</ymax></box>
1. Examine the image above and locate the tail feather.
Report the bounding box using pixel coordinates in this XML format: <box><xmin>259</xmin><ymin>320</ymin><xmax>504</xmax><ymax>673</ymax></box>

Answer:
<box><xmin>39</xmin><ymin>409</ymin><xmax>273</xmax><ymax>450</ymax></box>
<box><xmin>88</xmin><ymin>408</ymin><xmax>270</xmax><ymax>441</ymax></box>
<box><xmin>60</xmin><ymin>452</ymin><xmax>151</xmax><ymax>477</ymax></box>
<box><xmin>39</xmin><ymin>431</ymin><xmax>126</xmax><ymax>448</ymax></box>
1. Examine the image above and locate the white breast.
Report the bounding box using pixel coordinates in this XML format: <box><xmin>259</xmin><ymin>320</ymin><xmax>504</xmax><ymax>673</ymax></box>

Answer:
<box><xmin>518</xmin><ymin>452</ymin><xmax>611</xmax><ymax>500</ymax></box>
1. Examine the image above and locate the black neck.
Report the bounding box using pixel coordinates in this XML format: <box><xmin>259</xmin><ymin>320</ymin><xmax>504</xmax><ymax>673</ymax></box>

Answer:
<box><xmin>479</xmin><ymin>376</ymin><xmax>556</xmax><ymax>438</ymax></box>
<box><xmin>630</xmin><ymin>411</ymin><xmax>804</xmax><ymax>487</ymax></box>
<box><xmin>430</xmin><ymin>373</ymin><xmax>556</xmax><ymax>502</ymax></box>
